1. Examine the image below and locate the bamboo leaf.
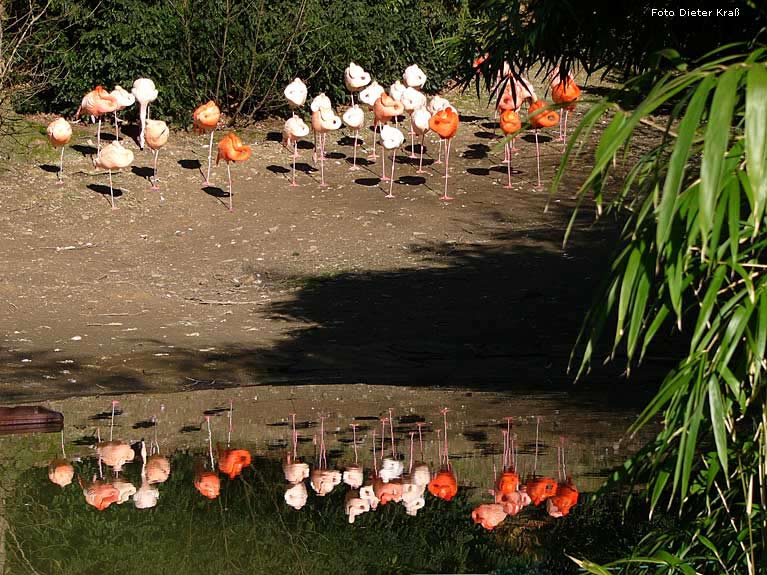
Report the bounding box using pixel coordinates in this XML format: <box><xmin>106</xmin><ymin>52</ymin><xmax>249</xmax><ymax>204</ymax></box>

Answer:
<box><xmin>690</xmin><ymin>266</ymin><xmax>727</xmax><ymax>352</ymax></box>
<box><xmin>657</xmin><ymin>75</ymin><xmax>715</xmax><ymax>250</ymax></box>
<box><xmin>745</xmin><ymin>63</ymin><xmax>767</xmax><ymax>233</ymax></box>
<box><xmin>707</xmin><ymin>375</ymin><xmax>729</xmax><ymax>477</ymax></box>
<box><xmin>699</xmin><ymin>67</ymin><xmax>741</xmax><ymax>252</ymax></box>
<box><xmin>615</xmin><ymin>246</ymin><xmax>642</xmax><ymax>350</ymax></box>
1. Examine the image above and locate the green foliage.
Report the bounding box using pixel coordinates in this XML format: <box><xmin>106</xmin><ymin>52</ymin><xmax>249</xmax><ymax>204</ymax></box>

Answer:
<box><xmin>12</xmin><ymin>0</ymin><xmax>467</xmax><ymax>125</ymax></box>
<box><xmin>556</xmin><ymin>44</ymin><xmax>767</xmax><ymax>574</ymax></box>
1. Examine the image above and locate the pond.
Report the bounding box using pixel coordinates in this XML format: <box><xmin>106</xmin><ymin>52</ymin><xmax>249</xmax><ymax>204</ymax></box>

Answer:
<box><xmin>0</xmin><ymin>384</ymin><xmax>656</xmax><ymax>574</ymax></box>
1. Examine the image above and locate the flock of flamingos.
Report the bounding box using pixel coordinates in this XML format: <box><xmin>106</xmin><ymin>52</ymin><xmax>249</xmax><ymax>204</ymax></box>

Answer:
<box><xmin>44</xmin><ymin>61</ymin><xmax>581</xmax><ymax>210</ymax></box>
<box><xmin>46</xmin><ymin>401</ymin><xmax>579</xmax><ymax>531</ymax></box>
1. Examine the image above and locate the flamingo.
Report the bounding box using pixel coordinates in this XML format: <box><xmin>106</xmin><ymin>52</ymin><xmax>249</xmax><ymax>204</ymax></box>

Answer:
<box><xmin>429</xmin><ymin>107</ymin><xmax>460</xmax><ymax>200</ymax></box>
<box><xmin>284</xmin><ymin>482</ymin><xmax>309</xmax><ymax>510</ymax></box>
<box><xmin>401</xmin><ymin>87</ymin><xmax>427</xmax><ymax>158</ymax></box>
<box><xmin>411</xmin><ymin>107</ymin><xmax>431</xmax><ymax>173</ymax></box>
<box><xmin>284</xmin><ymin>77</ymin><xmax>308</xmax><ymax>109</ymax></box>
<box><xmin>310</xmin><ymin>106</ymin><xmax>342</xmax><ymax>187</ymax></box>
<box><xmin>76</xmin><ymin>86</ymin><xmax>119</xmax><ymax>154</ymax></box>
<box><xmin>94</xmin><ymin>142</ymin><xmax>134</xmax><ymax>209</ymax></box>
<box><xmin>402</xmin><ymin>64</ymin><xmax>427</xmax><ymax>89</ymax></box>
<box><xmin>345</xmin><ymin>490</ymin><xmax>371</xmax><ymax>523</ymax></box>
<box><xmin>283</xmin><ymin>115</ymin><xmax>310</xmax><ymax>186</ymax></box>
<box><xmin>343</xmin><ymin>423</ymin><xmax>364</xmax><ymax>488</ymax></box>
<box><xmin>109</xmin><ymin>86</ymin><xmax>135</xmax><ymax>141</ymax></box>
<box><xmin>216</xmin><ymin>132</ymin><xmax>251</xmax><ymax>211</ymax></box>
<box><xmin>342</xmin><ymin>104</ymin><xmax>365</xmax><ymax>170</ymax></box>
<box><xmin>550</xmin><ymin>69</ymin><xmax>581</xmax><ymax>142</ymax></box>
<box><xmin>48</xmin><ymin>428</ymin><xmax>74</xmax><ymax>487</ymax></box>
<box><xmin>547</xmin><ymin>437</ymin><xmax>579</xmax><ymax>517</ymax></box>
<box><xmin>131</xmin><ymin>78</ymin><xmax>158</xmax><ymax>150</ymax></box>
<box><xmin>379</xmin><ymin>125</ymin><xmax>404</xmax><ymax>199</ymax></box>
<box><xmin>194</xmin><ymin>416</ymin><xmax>221</xmax><ymax>499</ymax></box>
<box><xmin>344</xmin><ymin>62</ymin><xmax>371</xmax><ymax>106</ymax></box>
<box><xmin>527</xmin><ymin>99</ymin><xmax>560</xmax><ymax>190</ymax></box>
<box><xmin>310</xmin><ymin>416</ymin><xmax>341</xmax><ymax>496</ymax></box>
<box><xmin>310</xmin><ymin>93</ymin><xmax>332</xmax><ymax>160</ymax></box>
<box><xmin>428</xmin><ymin>408</ymin><xmax>459</xmax><ymax>501</ymax></box>
<box><xmin>80</xmin><ymin>476</ymin><xmax>120</xmax><ymax>511</ymax></box>
<box><xmin>283</xmin><ymin>413</ymin><xmax>310</xmax><ymax>484</ymax></box>
<box><xmin>358</xmin><ymin>81</ymin><xmax>385</xmax><ymax>159</ymax></box>
<box><xmin>373</xmin><ymin>93</ymin><xmax>404</xmax><ymax>182</ymax></box>
<box><xmin>217</xmin><ymin>400</ymin><xmax>252</xmax><ymax>480</ymax></box>
<box><xmin>144</xmin><ymin>119</ymin><xmax>169</xmax><ymax>191</ymax></box>
<box><xmin>46</xmin><ymin>117</ymin><xmax>72</xmax><ymax>184</ymax></box>
<box><xmin>193</xmin><ymin>100</ymin><xmax>221</xmax><ymax>186</ymax></box>
<box><xmin>427</xmin><ymin>96</ymin><xmax>450</xmax><ymax>163</ymax></box>
<box><xmin>472</xmin><ymin>503</ymin><xmax>507</xmax><ymax>530</ymax></box>
<box><xmin>499</xmin><ymin>110</ymin><xmax>522</xmax><ymax>189</ymax></box>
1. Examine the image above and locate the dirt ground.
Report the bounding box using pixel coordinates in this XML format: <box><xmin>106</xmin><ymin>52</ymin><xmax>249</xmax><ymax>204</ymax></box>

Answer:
<box><xmin>0</xmin><ymin>89</ymin><xmax>665</xmax><ymax>404</ymax></box>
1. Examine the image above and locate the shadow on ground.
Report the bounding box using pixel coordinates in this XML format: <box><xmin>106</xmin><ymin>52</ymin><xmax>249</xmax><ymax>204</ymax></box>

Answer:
<box><xmin>0</xmin><ymin>203</ymin><xmax>678</xmax><ymax>407</ymax></box>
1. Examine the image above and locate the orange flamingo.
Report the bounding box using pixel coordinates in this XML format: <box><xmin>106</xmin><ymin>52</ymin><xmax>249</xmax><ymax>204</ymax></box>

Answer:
<box><xmin>429</xmin><ymin>108</ymin><xmax>460</xmax><ymax>200</ymax></box>
<box><xmin>527</xmin><ymin>99</ymin><xmax>559</xmax><ymax>190</ymax></box>
<box><xmin>428</xmin><ymin>408</ymin><xmax>458</xmax><ymax>501</ymax></box>
<box><xmin>216</xmin><ymin>133</ymin><xmax>251</xmax><ymax>211</ymax></box>
<box><xmin>80</xmin><ymin>476</ymin><xmax>120</xmax><ymax>511</ymax></box>
<box><xmin>193</xmin><ymin>101</ymin><xmax>221</xmax><ymax>186</ymax></box>
<box><xmin>550</xmin><ymin>68</ymin><xmax>581</xmax><ymax>141</ymax></box>
<box><xmin>46</xmin><ymin>118</ymin><xmax>72</xmax><ymax>184</ymax></box>
<box><xmin>76</xmin><ymin>86</ymin><xmax>119</xmax><ymax>154</ymax></box>
<box><xmin>218</xmin><ymin>448</ymin><xmax>251</xmax><ymax>480</ymax></box>
<box><xmin>195</xmin><ymin>416</ymin><xmax>221</xmax><ymax>499</ymax></box>
<box><xmin>499</xmin><ymin>110</ymin><xmax>522</xmax><ymax>189</ymax></box>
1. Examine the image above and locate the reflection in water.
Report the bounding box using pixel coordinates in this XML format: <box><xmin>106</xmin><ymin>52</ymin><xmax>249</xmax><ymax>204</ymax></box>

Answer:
<box><xmin>3</xmin><ymin>386</ymin><xmax>657</xmax><ymax>574</ymax></box>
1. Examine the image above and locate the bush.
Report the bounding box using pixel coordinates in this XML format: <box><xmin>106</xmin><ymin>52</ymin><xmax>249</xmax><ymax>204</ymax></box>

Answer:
<box><xmin>14</xmin><ymin>0</ymin><xmax>469</xmax><ymax>126</ymax></box>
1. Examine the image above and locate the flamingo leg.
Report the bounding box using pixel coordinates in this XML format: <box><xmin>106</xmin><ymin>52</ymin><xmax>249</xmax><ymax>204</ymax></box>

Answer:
<box><xmin>436</xmin><ymin>138</ymin><xmax>443</xmax><ymax>164</ymax></box>
<box><xmin>151</xmin><ymin>149</ymin><xmax>160</xmax><ymax>190</ymax></box>
<box><xmin>204</xmin><ymin>130</ymin><xmax>215</xmax><ymax>185</ymax></box>
<box><xmin>319</xmin><ymin>135</ymin><xmax>327</xmax><ymax>188</ymax></box>
<box><xmin>368</xmin><ymin>121</ymin><xmax>378</xmax><ymax>160</ymax></box>
<box><xmin>564</xmin><ymin>110</ymin><xmax>569</xmax><ymax>143</ymax></box>
<box><xmin>227</xmin><ymin>162</ymin><xmax>233</xmax><ymax>211</ymax></box>
<box><xmin>380</xmin><ymin>139</ymin><xmax>389</xmax><ymax>181</ymax></box>
<box><xmin>97</xmin><ymin>118</ymin><xmax>102</xmax><ymax>156</ymax></box>
<box><xmin>114</xmin><ymin>111</ymin><xmax>120</xmax><ymax>141</ymax></box>
<box><xmin>322</xmin><ymin>133</ymin><xmax>327</xmax><ymax>160</ymax></box>
<box><xmin>535</xmin><ymin>129</ymin><xmax>543</xmax><ymax>190</ymax></box>
<box><xmin>108</xmin><ymin>169</ymin><xmax>116</xmax><ymax>210</ymax></box>
<box><xmin>441</xmin><ymin>139</ymin><xmax>453</xmax><ymax>201</ymax></box>
<box><xmin>350</xmin><ymin>129</ymin><xmax>359</xmax><ymax>171</ymax></box>
<box><xmin>409</xmin><ymin>115</ymin><xmax>416</xmax><ymax>158</ymax></box>
<box><xmin>385</xmin><ymin>149</ymin><xmax>395</xmax><ymax>198</ymax></box>
<box><xmin>291</xmin><ymin>141</ymin><xmax>298</xmax><ymax>187</ymax></box>
<box><xmin>417</xmin><ymin>136</ymin><xmax>426</xmax><ymax>174</ymax></box>
<box><xmin>504</xmin><ymin>142</ymin><xmax>513</xmax><ymax>189</ymax></box>
<box><xmin>56</xmin><ymin>146</ymin><xmax>65</xmax><ymax>184</ymax></box>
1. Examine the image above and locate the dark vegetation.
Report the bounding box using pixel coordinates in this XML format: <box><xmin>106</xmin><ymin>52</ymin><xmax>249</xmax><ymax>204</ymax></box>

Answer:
<box><xmin>5</xmin><ymin>0</ymin><xmax>469</xmax><ymax>125</ymax></box>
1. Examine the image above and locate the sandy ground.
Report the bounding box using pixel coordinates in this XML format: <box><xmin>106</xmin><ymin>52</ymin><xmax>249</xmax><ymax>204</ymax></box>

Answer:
<box><xmin>0</xmin><ymin>90</ymin><xmax>664</xmax><ymax>404</ymax></box>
